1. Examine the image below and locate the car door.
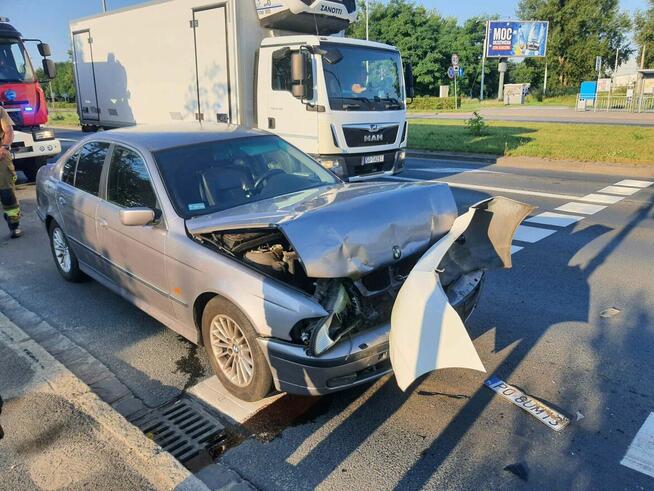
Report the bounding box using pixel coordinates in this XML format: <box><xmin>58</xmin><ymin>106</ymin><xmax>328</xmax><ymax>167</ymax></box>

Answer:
<box><xmin>56</xmin><ymin>141</ymin><xmax>111</xmax><ymax>273</ymax></box>
<box><xmin>95</xmin><ymin>144</ymin><xmax>174</xmax><ymax>317</ymax></box>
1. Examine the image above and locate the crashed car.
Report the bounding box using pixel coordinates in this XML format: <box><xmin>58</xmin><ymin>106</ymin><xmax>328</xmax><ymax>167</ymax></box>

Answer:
<box><xmin>36</xmin><ymin>124</ymin><xmax>532</xmax><ymax>401</ymax></box>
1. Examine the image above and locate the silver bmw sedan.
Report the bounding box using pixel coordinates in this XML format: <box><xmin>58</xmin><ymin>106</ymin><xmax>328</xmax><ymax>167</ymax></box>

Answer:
<box><xmin>36</xmin><ymin>123</ymin><xmax>530</xmax><ymax>401</ymax></box>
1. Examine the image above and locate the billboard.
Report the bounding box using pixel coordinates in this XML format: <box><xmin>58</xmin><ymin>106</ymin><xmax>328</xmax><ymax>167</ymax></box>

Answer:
<box><xmin>486</xmin><ymin>21</ymin><xmax>549</xmax><ymax>58</ymax></box>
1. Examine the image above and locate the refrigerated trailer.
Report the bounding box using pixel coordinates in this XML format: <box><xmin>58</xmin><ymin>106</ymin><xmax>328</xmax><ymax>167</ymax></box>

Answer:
<box><xmin>70</xmin><ymin>0</ymin><xmax>412</xmax><ymax>179</ymax></box>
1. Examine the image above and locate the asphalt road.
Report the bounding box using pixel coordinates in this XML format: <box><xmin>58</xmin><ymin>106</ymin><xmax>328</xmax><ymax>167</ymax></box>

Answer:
<box><xmin>410</xmin><ymin>106</ymin><xmax>654</xmax><ymax>126</ymax></box>
<box><xmin>3</xmin><ymin>129</ymin><xmax>654</xmax><ymax>489</ymax></box>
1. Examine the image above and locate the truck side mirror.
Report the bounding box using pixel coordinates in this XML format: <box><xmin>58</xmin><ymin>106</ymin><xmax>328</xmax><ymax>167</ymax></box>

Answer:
<box><xmin>37</xmin><ymin>42</ymin><xmax>52</xmax><ymax>57</ymax></box>
<box><xmin>404</xmin><ymin>62</ymin><xmax>415</xmax><ymax>100</ymax></box>
<box><xmin>42</xmin><ymin>59</ymin><xmax>56</xmax><ymax>80</ymax></box>
<box><xmin>291</xmin><ymin>51</ymin><xmax>307</xmax><ymax>99</ymax></box>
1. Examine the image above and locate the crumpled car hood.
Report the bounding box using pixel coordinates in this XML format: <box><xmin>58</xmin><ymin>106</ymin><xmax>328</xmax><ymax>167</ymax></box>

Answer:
<box><xmin>186</xmin><ymin>181</ymin><xmax>458</xmax><ymax>278</ymax></box>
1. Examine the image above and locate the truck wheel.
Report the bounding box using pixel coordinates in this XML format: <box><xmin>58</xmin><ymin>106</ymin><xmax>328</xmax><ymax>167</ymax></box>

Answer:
<box><xmin>48</xmin><ymin>221</ymin><xmax>86</xmax><ymax>282</ymax></box>
<box><xmin>201</xmin><ymin>297</ymin><xmax>273</xmax><ymax>401</ymax></box>
<box><xmin>20</xmin><ymin>157</ymin><xmax>47</xmax><ymax>182</ymax></box>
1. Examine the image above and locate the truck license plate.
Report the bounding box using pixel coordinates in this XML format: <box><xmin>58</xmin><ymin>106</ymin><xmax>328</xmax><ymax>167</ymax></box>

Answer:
<box><xmin>363</xmin><ymin>155</ymin><xmax>384</xmax><ymax>165</ymax></box>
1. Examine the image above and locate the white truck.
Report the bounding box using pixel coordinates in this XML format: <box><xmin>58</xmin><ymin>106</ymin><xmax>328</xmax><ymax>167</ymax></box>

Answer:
<box><xmin>70</xmin><ymin>0</ymin><xmax>413</xmax><ymax>179</ymax></box>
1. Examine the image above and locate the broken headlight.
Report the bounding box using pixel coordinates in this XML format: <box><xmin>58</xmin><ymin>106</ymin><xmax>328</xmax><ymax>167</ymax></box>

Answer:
<box><xmin>309</xmin><ymin>283</ymin><xmax>364</xmax><ymax>356</ymax></box>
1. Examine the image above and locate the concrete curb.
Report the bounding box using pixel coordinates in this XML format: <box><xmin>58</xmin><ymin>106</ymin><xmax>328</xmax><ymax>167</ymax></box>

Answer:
<box><xmin>0</xmin><ymin>296</ymin><xmax>208</xmax><ymax>491</ymax></box>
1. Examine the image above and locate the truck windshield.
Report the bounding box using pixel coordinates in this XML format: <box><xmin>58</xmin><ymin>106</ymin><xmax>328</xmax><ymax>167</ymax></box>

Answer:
<box><xmin>153</xmin><ymin>135</ymin><xmax>339</xmax><ymax>219</ymax></box>
<box><xmin>322</xmin><ymin>43</ymin><xmax>404</xmax><ymax>112</ymax></box>
<box><xmin>0</xmin><ymin>38</ymin><xmax>35</xmax><ymax>83</ymax></box>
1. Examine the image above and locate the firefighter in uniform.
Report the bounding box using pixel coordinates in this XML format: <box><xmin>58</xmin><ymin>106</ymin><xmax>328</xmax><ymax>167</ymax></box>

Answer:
<box><xmin>0</xmin><ymin>106</ymin><xmax>22</xmax><ymax>238</ymax></box>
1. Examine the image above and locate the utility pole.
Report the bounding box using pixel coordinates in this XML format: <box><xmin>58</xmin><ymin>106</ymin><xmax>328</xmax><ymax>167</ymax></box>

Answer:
<box><xmin>497</xmin><ymin>60</ymin><xmax>507</xmax><ymax>101</ymax></box>
<box><xmin>480</xmin><ymin>20</ymin><xmax>488</xmax><ymax>100</ymax></box>
<box><xmin>101</xmin><ymin>0</ymin><xmax>107</xmax><ymax>12</ymax></box>
<box><xmin>365</xmin><ymin>0</ymin><xmax>369</xmax><ymax>41</ymax></box>
<box><xmin>543</xmin><ymin>59</ymin><xmax>548</xmax><ymax>96</ymax></box>
<box><xmin>614</xmin><ymin>46</ymin><xmax>619</xmax><ymax>73</ymax></box>
<box><xmin>641</xmin><ymin>44</ymin><xmax>646</xmax><ymax>69</ymax></box>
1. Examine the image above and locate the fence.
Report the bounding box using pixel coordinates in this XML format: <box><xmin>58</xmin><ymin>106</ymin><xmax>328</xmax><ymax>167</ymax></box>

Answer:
<box><xmin>579</xmin><ymin>94</ymin><xmax>654</xmax><ymax>113</ymax></box>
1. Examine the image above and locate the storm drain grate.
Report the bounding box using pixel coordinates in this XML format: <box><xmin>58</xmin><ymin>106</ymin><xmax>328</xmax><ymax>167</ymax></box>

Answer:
<box><xmin>133</xmin><ymin>398</ymin><xmax>226</xmax><ymax>464</ymax></box>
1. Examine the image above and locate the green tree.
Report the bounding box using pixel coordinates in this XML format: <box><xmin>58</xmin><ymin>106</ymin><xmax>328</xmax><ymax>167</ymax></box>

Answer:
<box><xmin>348</xmin><ymin>1</ymin><xmax>499</xmax><ymax>97</ymax></box>
<box><xmin>348</xmin><ymin>0</ymin><xmax>447</xmax><ymax>95</ymax></box>
<box><xmin>634</xmin><ymin>0</ymin><xmax>654</xmax><ymax>68</ymax></box>
<box><xmin>517</xmin><ymin>0</ymin><xmax>632</xmax><ymax>89</ymax></box>
<box><xmin>35</xmin><ymin>50</ymin><xmax>76</xmax><ymax>101</ymax></box>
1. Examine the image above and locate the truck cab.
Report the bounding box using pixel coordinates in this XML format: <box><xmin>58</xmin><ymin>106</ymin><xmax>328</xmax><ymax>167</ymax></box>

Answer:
<box><xmin>0</xmin><ymin>17</ymin><xmax>61</xmax><ymax>181</ymax></box>
<box><xmin>258</xmin><ymin>36</ymin><xmax>408</xmax><ymax>179</ymax></box>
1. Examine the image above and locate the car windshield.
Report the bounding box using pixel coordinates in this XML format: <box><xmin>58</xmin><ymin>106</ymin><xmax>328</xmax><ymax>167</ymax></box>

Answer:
<box><xmin>322</xmin><ymin>43</ymin><xmax>404</xmax><ymax>112</ymax></box>
<box><xmin>153</xmin><ymin>135</ymin><xmax>339</xmax><ymax>219</ymax></box>
<box><xmin>0</xmin><ymin>38</ymin><xmax>35</xmax><ymax>83</ymax></box>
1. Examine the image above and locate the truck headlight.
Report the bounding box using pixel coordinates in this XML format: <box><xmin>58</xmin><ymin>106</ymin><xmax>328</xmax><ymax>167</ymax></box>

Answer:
<box><xmin>315</xmin><ymin>156</ymin><xmax>346</xmax><ymax>178</ymax></box>
<box><xmin>395</xmin><ymin>149</ymin><xmax>406</xmax><ymax>170</ymax></box>
<box><xmin>33</xmin><ymin>129</ymin><xmax>55</xmax><ymax>141</ymax></box>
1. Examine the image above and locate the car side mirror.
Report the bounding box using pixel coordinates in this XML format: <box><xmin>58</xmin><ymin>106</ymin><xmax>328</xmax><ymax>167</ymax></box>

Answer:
<box><xmin>42</xmin><ymin>59</ymin><xmax>56</xmax><ymax>80</ymax></box>
<box><xmin>404</xmin><ymin>62</ymin><xmax>415</xmax><ymax>100</ymax></box>
<box><xmin>119</xmin><ymin>208</ymin><xmax>155</xmax><ymax>226</ymax></box>
<box><xmin>37</xmin><ymin>42</ymin><xmax>52</xmax><ymax>57</ymax></box>
<box><xmin>291</xmin><ymin>51</ymin><xmax>307</xmax><ymax>99</ymax></box>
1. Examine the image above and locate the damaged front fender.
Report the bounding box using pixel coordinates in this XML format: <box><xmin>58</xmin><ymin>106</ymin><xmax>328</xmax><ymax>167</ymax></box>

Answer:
<box><xmin>390</xmin><ymin>197</ymin><xmax>535</xmax><ymax>391</ymax></box>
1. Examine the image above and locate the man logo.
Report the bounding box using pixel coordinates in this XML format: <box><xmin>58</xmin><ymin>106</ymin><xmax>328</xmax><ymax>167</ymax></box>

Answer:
<box><xmin>363</xmin><ymin>133</ymin><xmax>383</xmax><ymax>143</ymax></box>
<box><xmin>392</xmin><ymin>245</ymin><xmax>402</xmax><ymax>260</ymax></box>
<box><xmin>368</xmin><ymin>124</ymin><xmax>379</xmax><ymax>132</ymax></box>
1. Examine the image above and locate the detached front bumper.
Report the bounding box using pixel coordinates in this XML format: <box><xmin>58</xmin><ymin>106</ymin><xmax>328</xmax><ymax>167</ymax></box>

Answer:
<box><xmin>256</xmin><ymin>268</ymin><xmax>485</xmax><ymax>396</ymax></box>
<box><xmin>12</xmin><ymin>130</ymin><xmax>61</xmax><ymax>161</ymax></box>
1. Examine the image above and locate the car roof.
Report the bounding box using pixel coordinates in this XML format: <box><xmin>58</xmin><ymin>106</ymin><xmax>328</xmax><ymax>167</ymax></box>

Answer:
<box><xmin>82</xmin><ymin>123</ymin><xmax>271</xmax><ymax>152</ymax></box>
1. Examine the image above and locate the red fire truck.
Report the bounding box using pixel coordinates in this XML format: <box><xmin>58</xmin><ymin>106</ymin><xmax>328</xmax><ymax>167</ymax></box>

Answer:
<box><xmin>0</xmin><ymin>17</ymin><xmax>61</xmax><ymax>181</ymax></box>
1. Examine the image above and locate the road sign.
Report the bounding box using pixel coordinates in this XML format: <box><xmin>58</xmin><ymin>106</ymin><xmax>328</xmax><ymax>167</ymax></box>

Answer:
<box><xmin>447</xmin><ymin>66</ymin><xmax>464</xmax><ymax>79</ymax></box>
<box><xmin>451</xmin><ymin>54</ymin><xmax>459</xmax><ymax>66</ymax></box>
<box><xmin>458</xmin><ymin>67</ymin><xmax>464</xmax><ymax>77</ymax></box>
<box><xmin>595</xmin><ymin>56</ymin><xmax>602</xmax><ymax>72</ymax></box>
<box><xmin>447</xmin><ymin>66</ymin><xmax>455</xmax><ymax>79</ymax></box>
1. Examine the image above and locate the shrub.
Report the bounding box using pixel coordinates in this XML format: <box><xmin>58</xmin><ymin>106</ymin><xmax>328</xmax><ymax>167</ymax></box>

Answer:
<box><xmin>409</xmin><ymin>96</ymin><xmax>462</xmax><ymax>111</ymax></box>
<box><xmin>465</xmin><ymin>111</ymin><xmax>488</xmax><ymax>136</ymax></box>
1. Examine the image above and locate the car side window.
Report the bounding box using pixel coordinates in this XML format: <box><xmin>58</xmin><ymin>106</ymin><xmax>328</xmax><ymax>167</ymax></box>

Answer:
<box><xmin>107</xmin><ymin>145</ymin><xmax>158</xmax><ymax>210</ymax></box>
<box><xmin>61</xmin><ymin>150</ymin><xmax>80</xmax><ymax>185</ymax></box>
<box><xmin>74</xmin><ymin>142</ymin><xmax>110</xmax><ymax>196</ymax></box>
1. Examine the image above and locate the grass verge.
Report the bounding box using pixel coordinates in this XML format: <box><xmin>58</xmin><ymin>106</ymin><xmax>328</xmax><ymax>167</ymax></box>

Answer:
<box><xmin>48</xmin><ymin>109</ymin><xmax>80</xmax><ymax>127</ymax></box>
<box><xmin>408</xmin><ymin>119</ymin><xmax>654</xmax><ymax>164</ymax></box>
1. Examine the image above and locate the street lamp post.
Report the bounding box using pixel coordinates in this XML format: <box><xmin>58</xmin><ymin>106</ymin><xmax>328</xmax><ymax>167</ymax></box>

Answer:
<box><xmin>365</xmin><ymin>0</ymin><xmax>369</xmax><ymax>40</ymax></box>
<box><xmin>101</xmin><ymin>0</ymin><xmax>107</xmax><ymax>12</ymax></box>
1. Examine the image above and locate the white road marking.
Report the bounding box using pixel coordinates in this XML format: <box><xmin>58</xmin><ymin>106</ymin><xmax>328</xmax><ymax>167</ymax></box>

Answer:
<box><xmin>556</xmin><ymin>202</ymin><xmax>607</xmax><ymax>215</ymax></box>
<box><xmin>410</xmin><ymin>167</ymin><xmax>507</xmax><ymax>175</ymax></box>
<box><xmin>598</xmin><ymin>185</ymin><xmax>641</xmax><ymax>196</ymax></box>
<box><xmin>510</xmin><ymin>244</ymin><xmax>523</xmax><ymax>255</ymax></box>
<box><xmin>443</xmin><ymin>182</ymin><xmax>582</xmax><ymax>201</ymax></box>
<box><xmin>513</xmin><ymin>225</ymin><xmax>557</xmax><ymax>243</ymax></box>
<box><xmin>615</xmin><ymin>179</ymin><xmax>653</xmax><ymax>188</ymax></box>
<box><xmin>526</xmin><ymin>211</ymin><xmax>584</xmax><ymax>227</ymax></box>
<box><xmin>621</xmin><ymin>412</ymin><xmax>654</xmax><ymax>478</ymax></box>
<box><xmin>579</xmin><ymin>193</ymin><xmax>625</xmax><ymax>204</ymax></box>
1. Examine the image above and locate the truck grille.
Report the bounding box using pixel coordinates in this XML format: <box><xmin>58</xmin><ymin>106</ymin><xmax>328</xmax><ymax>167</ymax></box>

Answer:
<box><xmin>343</xmin><ymin>125</ymin><xmax>399</xmax><ymax>148</ymax></box>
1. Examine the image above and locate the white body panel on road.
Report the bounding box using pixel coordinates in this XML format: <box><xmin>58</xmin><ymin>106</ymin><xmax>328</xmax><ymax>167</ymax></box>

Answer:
<box><xmin>69</xmin><ymin>0</ymin><xmax>408</xmax><ymax>179</ymax></box>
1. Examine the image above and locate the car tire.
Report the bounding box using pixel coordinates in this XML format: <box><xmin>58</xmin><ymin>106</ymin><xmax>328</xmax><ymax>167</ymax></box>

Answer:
<box><xmin>201</xmin><ymin>296</ymin><xmax>273</xmax><ymax>402</ymax></box>
<box><xmin>48</xmin><ymin>221</ymin><xmax>86</xmax><ymax>282</ymax></box>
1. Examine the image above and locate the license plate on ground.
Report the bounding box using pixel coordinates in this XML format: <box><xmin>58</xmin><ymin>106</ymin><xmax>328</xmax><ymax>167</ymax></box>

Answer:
<box><xmin>484</xmin><ymin>376</ymin><xmax>570</xmax><ymax>431</ymax></box>
<box><xmin>362</xmin><ymin>155</ymin><xmax>384</xmax><ymax>165</ymax></box>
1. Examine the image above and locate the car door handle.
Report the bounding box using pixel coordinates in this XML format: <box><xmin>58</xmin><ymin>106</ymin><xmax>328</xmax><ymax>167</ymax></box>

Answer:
<box><xmin>57</xmin><ymin>196</ymin><xmax>66</xmax><ymax>206</ymax></box>
<box><xmin>97</xmin><ymin>218</ymin><xmax>108</xmax><ymax>228</ymax></box>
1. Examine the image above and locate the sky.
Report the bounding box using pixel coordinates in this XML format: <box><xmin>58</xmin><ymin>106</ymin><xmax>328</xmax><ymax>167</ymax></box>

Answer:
<box><xmin>3</xmin><ymin>0</ymin><xmax>650</xmax><ymax>62</ymax></box>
